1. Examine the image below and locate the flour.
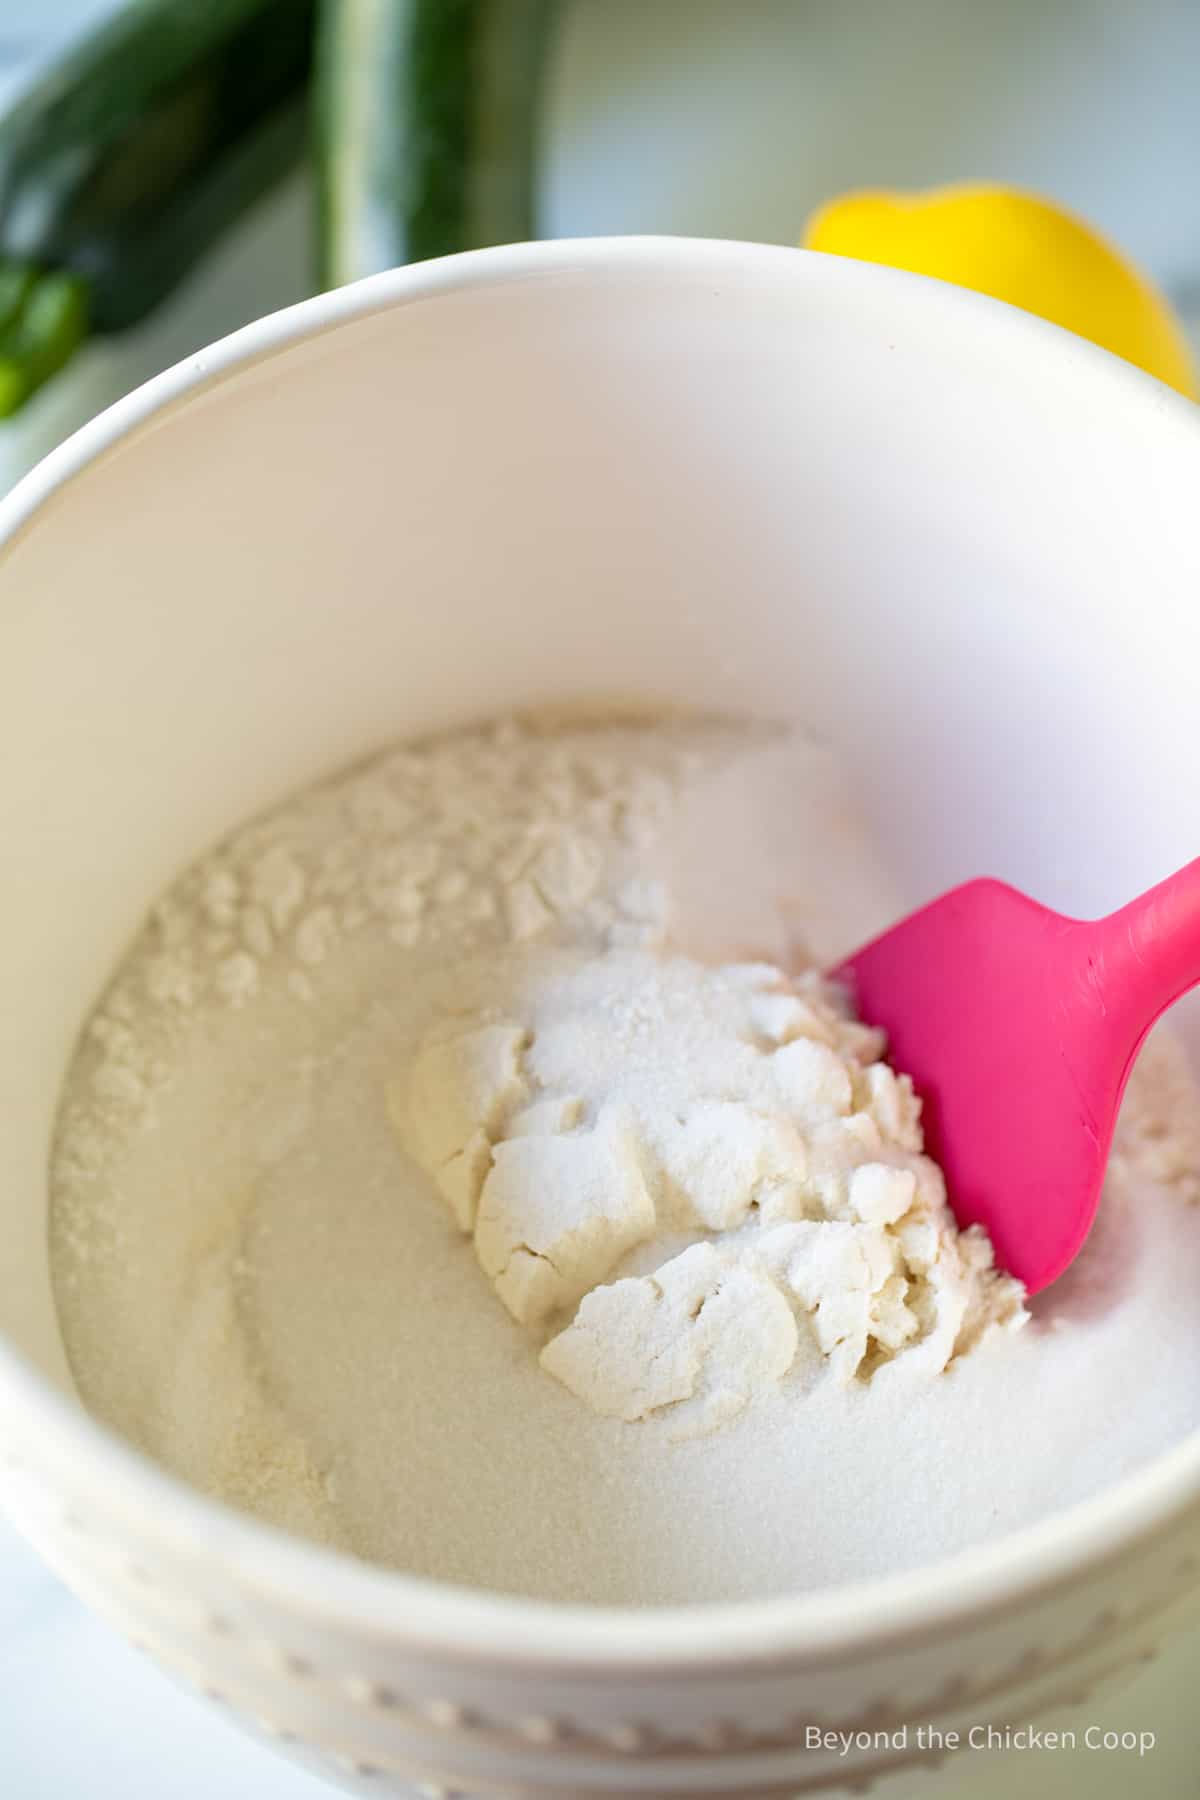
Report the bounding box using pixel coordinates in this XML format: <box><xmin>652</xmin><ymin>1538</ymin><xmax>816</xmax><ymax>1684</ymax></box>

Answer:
<box><xmin>51</xmin><ymin>714</ymin><xmax>714</xmax><ymax>1198</ymax></box>
<box><xmin>48</xmin><ymin>712</ymin><xmax>1200</xmax><ymax>1605</ymax></box>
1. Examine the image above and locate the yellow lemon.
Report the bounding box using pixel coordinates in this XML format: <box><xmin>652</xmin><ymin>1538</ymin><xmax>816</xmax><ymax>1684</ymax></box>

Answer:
<box><xmin>803</xmin><ymin>183</ymin><xmax>1196</xmax><ymax>399</ymax></box>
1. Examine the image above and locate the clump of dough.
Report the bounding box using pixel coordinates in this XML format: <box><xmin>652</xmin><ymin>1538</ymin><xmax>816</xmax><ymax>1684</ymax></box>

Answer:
<box><xmin>391</xmin><ymin>948</ymin><xmax>1027</xmax><ymax>1437</ymax></box>
<box><xmin>648</xmin><ymin>1102</ymin><xmax>807</xmax><ymax>1231</ymax></box>
<box><xmin>475</xmin><ymin>1110</ymin><xmax>655</xmax><ymax>1325</ymax></box>
<box><xmin>540</xmin><ymin>1242</ymin><xmax>798</xmax><ymax>1437</ymax></box>
<box><xmin>393</xmin><ymin>1024</ymin><xmax>529</xmax><ymax>1229</ymax></box>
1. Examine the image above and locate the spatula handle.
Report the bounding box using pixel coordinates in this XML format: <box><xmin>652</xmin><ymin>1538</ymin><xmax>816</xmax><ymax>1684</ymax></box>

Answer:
<box><xmin>1090</xmin><ymin>855</ymin><xmax>1200</xmax><ymax>1042</ymax></box>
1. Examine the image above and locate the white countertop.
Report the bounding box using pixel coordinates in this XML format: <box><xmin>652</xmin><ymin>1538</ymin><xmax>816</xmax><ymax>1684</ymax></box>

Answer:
<box><xmin>3</xmin><ymin>6</ymin><xmax>1200</xmax><ymax>1794</ymax></box>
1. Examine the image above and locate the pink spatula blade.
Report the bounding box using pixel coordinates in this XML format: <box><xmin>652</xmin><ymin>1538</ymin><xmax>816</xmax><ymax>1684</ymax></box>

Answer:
<box><xmin>834</xmin><ymin>865</ymin><xmax>1200</xmax><ymax>1295</ymax></box>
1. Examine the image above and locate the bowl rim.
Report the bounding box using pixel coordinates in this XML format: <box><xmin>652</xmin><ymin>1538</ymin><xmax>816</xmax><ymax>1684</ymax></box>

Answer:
<box><xmin>2</xmin><ymin>233</ymin><xmax>1200</xmax><ymax>1672</ymax></box>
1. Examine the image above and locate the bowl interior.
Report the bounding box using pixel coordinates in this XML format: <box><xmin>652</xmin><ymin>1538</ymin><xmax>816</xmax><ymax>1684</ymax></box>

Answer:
<box><xmin>1</xmin><ymin>237</ymin><xmax>1199</xmax><ymax>1437</ymax></box>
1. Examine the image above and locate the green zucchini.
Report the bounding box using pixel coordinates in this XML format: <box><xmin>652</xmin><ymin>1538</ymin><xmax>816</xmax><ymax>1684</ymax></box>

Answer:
<box><xmin>0</xmin><ymin>0</ymin><xmax>316</xmax><ymax>416</ymax></box>
<box><xmin>315</xmin><ymin>0</ymin><xmax>558</xmax><ymax>288</ymax></box>
<box><xmin>0</xmin><ymin>273</ymin><xmax>88</xmax><ymax>417</ymax></box>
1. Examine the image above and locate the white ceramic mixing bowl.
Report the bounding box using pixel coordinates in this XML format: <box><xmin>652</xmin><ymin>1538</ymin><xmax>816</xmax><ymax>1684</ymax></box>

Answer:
<box><xmin>1</xmin><ymin>238</ymin><xmax>1199</xmax><ymax>1800</ymax></box>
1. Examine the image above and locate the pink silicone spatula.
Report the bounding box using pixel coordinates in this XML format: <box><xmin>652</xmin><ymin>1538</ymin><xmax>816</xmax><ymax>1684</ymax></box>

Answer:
<box><xmin>834</xmin><ymin>863</ymin><xmax>1200</xmax><ymax>1294</ymax></box>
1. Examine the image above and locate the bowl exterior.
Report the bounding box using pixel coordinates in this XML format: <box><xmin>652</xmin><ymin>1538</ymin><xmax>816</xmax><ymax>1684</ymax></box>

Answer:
<box><xmin>3</xmin><ymin>1439</ymin><xmax>1199</xmax><ymax>1797</ymax></box>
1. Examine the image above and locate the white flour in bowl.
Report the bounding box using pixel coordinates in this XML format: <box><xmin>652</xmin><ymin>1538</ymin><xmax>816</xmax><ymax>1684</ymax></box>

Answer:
<box><xmin>49</xmin><ymin>713</ymin><xmax>1200</xmax><ymax>1604</ymax></box>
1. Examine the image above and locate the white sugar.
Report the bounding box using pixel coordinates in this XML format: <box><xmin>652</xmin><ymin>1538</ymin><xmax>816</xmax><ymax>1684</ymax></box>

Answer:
<box><xmin>48</xmin><ymin>714</ymin><xmax>1200</xmax><ymax>1605</ymax></box>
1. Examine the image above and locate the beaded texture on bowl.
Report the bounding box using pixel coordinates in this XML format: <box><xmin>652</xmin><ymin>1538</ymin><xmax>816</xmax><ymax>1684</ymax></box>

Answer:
<box><xmin>2</xmin><ymin>1440</ymin><xmax>1199</xmax><ymax>1798</ymax></box>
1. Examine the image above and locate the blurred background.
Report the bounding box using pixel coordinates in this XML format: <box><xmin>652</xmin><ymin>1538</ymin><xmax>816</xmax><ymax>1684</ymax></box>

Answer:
<box><xmin>3</xmin><ymin>0</ymin><xmax>1200</xmax><ymax>490</ymax></box>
